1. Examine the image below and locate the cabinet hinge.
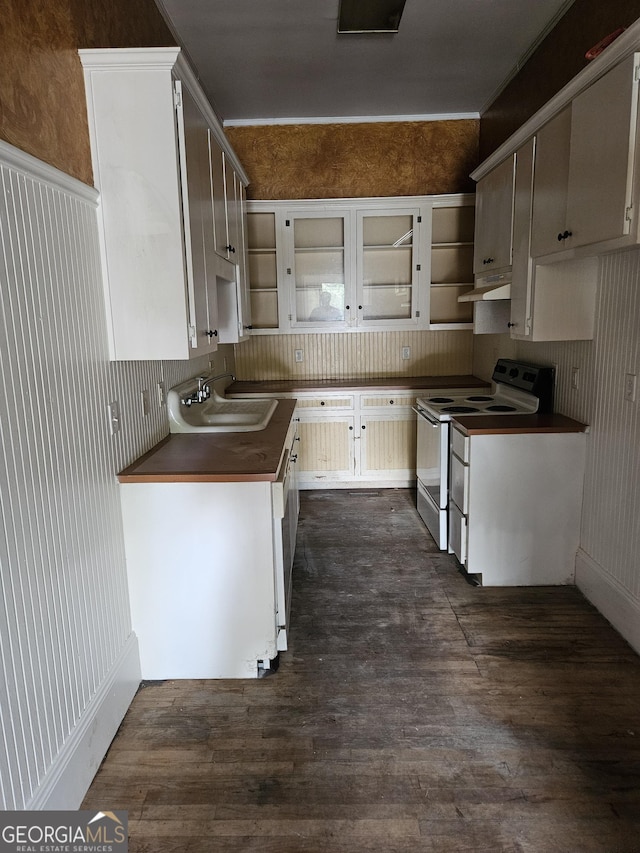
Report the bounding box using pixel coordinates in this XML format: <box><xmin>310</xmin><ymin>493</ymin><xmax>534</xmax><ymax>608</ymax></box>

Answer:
<box><xmin>626</xmin><ymin>205</ymin><xmax>634</xmax><ymax>222</ymax></box>
<box><xmin>416</xmin><ymin>264</ymin><xmax>421</xmax><ymax>271</ymax></box>
<box><xmin>635</xmin><ymin>64</ymin><xmax>640</xmax><ymax>82</ymax></box>
<box><xmin>417</xmin><ymin>215</ymin><xmax>422</xmax><ymax>223</ymax></box>
<box><xmin>173</xmin><ymin>81</ymin><xmax>182</xmax><ymax>109</ymax></box>
<box><xmin>415</xmin><ymin>310</ymin><xmax>420</xmax><ymax>318</ymax></box>
<box><xmin>285</xmin><ymin>219</ymin><xmax>290</xmax><ymax>227</ymax></box>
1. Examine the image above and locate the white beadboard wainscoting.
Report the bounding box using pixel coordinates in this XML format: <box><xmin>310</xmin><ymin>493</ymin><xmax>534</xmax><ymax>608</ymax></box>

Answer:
<box><xmin>0</xmin><ymin>141</ymin><xmax>215</xmax><ymax>809</ymax></box>
<box><xmin>234</xmin><ymin>329</ymin><xmax>474</xmax><ymax>381</ymax></box>
<box><xmin>473</xmin><ymin>250</ymin><xmax>640</xmax><ymax>653</ymax></box>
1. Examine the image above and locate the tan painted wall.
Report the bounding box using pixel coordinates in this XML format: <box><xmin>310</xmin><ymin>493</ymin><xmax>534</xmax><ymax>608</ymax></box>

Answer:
<box><xmin>226</xmin><ymin>120</ymin><xmax>479</xmax><ymax>200</ymax></box>
<box><xmin>0</xmin><ymin>0</ymin><xmax>175</xmax><ymax>185</ymax></box>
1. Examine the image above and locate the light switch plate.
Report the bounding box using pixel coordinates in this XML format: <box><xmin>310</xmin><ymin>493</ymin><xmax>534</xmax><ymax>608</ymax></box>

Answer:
<box><xmin>108</xmin><ymin>401</ymin><xmax>121</xmax><ymax>435</ymax></box>
<box><xmin>624</xmin><ymin>373</ymin><xmax>637</xmax><ymax>402</ymax></box>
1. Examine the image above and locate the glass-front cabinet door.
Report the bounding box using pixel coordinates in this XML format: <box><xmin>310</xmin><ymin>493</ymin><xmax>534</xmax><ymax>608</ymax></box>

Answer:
<box><xmin>286</xmin><ymin>213</ymin><xmax>350</xmax><ymax>328</ymax></box>
<box><xmin>357</xmin><ymin>210</ymin><xmax>420</xmax><ymax>327</ymax></box>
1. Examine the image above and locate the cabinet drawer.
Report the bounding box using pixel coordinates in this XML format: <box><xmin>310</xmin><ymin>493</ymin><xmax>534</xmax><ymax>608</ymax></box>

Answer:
<box><xmin>362</xmin><ymin>394</ymin><xmax>416</xmax><ymax>408</ymax></box>
<box><xmin>448</xmin><ymin>501</ymin><xmax>467</xmax><ymax>565</ymax></box>
<box><xmin>450</xmin><ymin>451</ymin><xmax>469</xmax><ymax>514</ymax></box>
<box><xmin>295</xmin><ymin>396</ymin><xmax>354</xmax><ymax>410</ymax></box>
<box><xmin>451</xmin><ymin>426</ymin><xmax>469</xmax><ymax>463</ymax></box>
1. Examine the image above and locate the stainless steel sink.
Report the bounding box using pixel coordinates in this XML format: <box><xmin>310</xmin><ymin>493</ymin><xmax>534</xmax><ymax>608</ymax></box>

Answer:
<box><xmin>167</xmin><ymin>378</ymin><xmax>277</xmax><ymax>433</ymax></box>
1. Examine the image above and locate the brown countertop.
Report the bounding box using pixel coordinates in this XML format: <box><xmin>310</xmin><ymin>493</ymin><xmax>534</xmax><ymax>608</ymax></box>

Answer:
<box><xmin>227</xmin><ymin>375</ymin><xmax>488</xmax><ymax>395</ymax></box>
<box><xmin>452</xmin><ymin>413</ymin><xmax>588</xmax><ymax>436</ymax></box>
<box><xmin>118</xmin><ymin>399</ymin><xmax>297</xmax><ymax>484</ymax></box>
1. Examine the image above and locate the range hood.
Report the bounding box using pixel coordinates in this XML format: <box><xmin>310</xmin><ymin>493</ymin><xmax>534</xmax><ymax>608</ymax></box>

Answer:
<box><xmin>458</xmin><ymin>273</ymin><xmax>511</xmax><ymax>303</ymax></box>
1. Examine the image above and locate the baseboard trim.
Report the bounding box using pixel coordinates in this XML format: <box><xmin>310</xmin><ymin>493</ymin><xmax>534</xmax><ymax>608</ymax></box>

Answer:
<box><xmin>575</xmin><ymin>548</ymin><xmax>640</xmax><ymax>656</ymax></box>
<box><xmin>28</xmin><ymin>633</ymin><xmax>141</xmax><ymax>810</ymax></box>
<box><xmin>299</xmin><ymin>479</ymin><xmax>415</xmax><ymax>490</ymax></box>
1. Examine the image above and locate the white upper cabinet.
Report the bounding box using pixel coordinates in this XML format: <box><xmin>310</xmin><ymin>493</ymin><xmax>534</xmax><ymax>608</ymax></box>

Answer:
<box><xmin>529</xmin><ymin>106</ymin><xmax>572</xmax><ymax>258</ymax></box>
<box><xmin>80</xmin><ymin>47</ymin><xmax>249</xmax><ymax>360</ymax></box>
<box><xmin>472</xmin><ymin>154</ymin><xmax>515</xmax><ymax>275</ymax></box>
<box><xmin>246</xmin><ymin>195</ymin><xmax>472</xmax><ymax>334</ymax></box>
<box><xmin>567</xmin><ymin>52</ymin><xmax>640</xmax><ymax>248</ymax></box>
<box><xmin>531</xmin><ymin>52</ymin><xmax>640</xmax><ymax>259</ymax></box>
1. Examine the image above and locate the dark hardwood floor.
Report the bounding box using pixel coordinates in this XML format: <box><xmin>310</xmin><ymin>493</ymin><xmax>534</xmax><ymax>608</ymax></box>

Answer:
<box><xmin>83</xmin><ymin>489</ymin><xmax>640</xmax><ymax>852</ymax></box>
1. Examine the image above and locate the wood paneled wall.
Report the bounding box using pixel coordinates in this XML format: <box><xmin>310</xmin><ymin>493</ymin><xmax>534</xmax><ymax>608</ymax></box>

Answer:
<box><xmin>0</xmin><ymin>0</ymin><xmax>175</xmax><ymax>185</ymax></box>
<box><xmin>226</xmin><ymin>120</ymin><xmax>479</xmax><ymax>200</ymax></box>
<box><xmin>480</xmin><ymin>0</ymin><xmax>640</xmax><ymax>159</ymax></box>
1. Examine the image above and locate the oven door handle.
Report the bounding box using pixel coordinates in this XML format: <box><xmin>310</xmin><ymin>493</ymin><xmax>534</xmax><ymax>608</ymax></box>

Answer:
<box><xmin>412</xmin><ymin>405</ymin><xmax>441</xmax><ymax>427</ymax></box>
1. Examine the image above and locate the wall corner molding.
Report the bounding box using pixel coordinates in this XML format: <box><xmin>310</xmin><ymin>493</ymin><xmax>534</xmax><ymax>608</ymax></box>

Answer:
<box><xmin>27</xmin><ymin>634</ymin><xmax>141</xmax><ymax>810</ymax></box>
<box><xmin>576</xmin><ymin>548</ymin><xmax>640</xmax><ymax>656</ymax></box>
<box><xmin>0</xmin><ymin>139</ymin><xmax>99</xmax><ymax>204</ymax></box>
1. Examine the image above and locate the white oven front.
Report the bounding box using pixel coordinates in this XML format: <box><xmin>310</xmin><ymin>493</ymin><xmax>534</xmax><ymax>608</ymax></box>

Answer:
<box><xmin>414</xmin><ymin>402</ymin><xmax>449</xmax><ymax>549</ymax></box>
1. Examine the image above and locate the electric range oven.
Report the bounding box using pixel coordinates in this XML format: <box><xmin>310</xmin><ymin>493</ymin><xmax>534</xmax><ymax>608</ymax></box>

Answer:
<box><xmin>414</xmin><ymin>359</ymin><xmax>555</xmax><ymax>549</ymax></box>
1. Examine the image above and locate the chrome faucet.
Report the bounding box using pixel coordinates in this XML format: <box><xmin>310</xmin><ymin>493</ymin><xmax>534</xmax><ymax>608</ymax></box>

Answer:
<box><xmin>181</xmin><ymin>373</ymin><xmax>236</xmax><ymax>407</ymax></box>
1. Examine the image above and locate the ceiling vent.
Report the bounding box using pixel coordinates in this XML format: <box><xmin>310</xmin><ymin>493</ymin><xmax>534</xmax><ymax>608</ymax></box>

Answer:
<box><xmin>337</xmin><ymin>0</ymin><xmax>407</xmax><ymax>33</ymax></box>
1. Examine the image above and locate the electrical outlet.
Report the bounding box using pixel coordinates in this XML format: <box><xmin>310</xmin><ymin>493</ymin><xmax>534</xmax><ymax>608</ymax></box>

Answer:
<box><xmin>141</xmin><ymin>389</ymin><xmax>150</xmax><ymax>417</ymax></box>
<box><xmin>294</xmin><ymin>349</ymin><xmax>304</xmax><ymax>363</ymax></box>
<box><xmin>624</xmin><ymin>373</ymin><xmax>637</xmax><ymax>402</ymax></box>
<box><xmin>402</xmin><ymin>346</ymin><xmax>411</xmax><ymax>360</ymax></box>
<box><xmin>108</xmin><ymin>401</ymin><xmax>121</xmax><ymax>435</ymax></box>
<box><xmin>571</xmin><ymin>367</ymin><xmax>580</xmax><ymax>391</ymax></box>
<box><xmin>157</xmin><ymin>381</ymin><xmax>165</xmax><ymax>408</ymax></box>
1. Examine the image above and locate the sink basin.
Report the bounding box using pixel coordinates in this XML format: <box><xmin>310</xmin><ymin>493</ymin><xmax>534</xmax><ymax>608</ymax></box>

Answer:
<box><xmin>167</xmin><ymin>379</ymin><xmax>277</xmax><ymax>433</ymax></box>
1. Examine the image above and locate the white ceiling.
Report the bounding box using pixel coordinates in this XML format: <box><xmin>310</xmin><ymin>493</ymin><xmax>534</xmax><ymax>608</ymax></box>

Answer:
<box><xmin>157</xmin><ymin>0</ymin><xmax>575</xmax><ymax>125</ymax></box>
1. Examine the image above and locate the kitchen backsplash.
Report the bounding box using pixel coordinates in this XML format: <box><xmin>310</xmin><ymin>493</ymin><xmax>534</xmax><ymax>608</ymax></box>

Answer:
<box><xmin>234</xmin><ymin>330</ymin><xmax>474</xmax><ymax>380</ymax></box>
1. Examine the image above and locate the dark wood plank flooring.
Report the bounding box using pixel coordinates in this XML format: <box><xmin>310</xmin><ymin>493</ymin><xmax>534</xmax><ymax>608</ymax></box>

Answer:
<box><xmin>83</xmin><ymin>489</ymin><xmax>640</xmax><ymax>852</ymax></box>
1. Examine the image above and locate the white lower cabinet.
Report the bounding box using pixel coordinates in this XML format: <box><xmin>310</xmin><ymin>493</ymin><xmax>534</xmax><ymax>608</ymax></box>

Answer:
<box><xmin>448</xmin><ymin>424</ymin><xmax>586</xmax><ymax>586</ymax></box>
<box><xmin>231</xmin><ymin>388</ymin><xmax>419</xmax><ymax>487</ymax></box>
<box><xmin>295</xmin><ymin>391</ymin><xmax>417</xmax><ymax>487</ymax></box>
<box><xmin>120</xmin><ymin>423</ymin><xmax>299</xmax><ymax>679</ymax></box>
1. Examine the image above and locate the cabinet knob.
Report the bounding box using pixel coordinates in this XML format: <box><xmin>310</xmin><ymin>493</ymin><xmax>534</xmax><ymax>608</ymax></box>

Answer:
<box><xmin>507</xmin><ymin>322</ymin><xmax>516</xmax><ymax>328</ymax></box>
<box><xmin>345</xmin><ymin>304</ymin><xmax>350</xmax><ymax>310</ymax></box>
<box><xmin>358</xmin><ymin>305</ymin><xmax>363</xmax><ymax>310</ymax></box>
<box><xmin>483</xmin><ymin>257</ymin><xmax>494</xmax><ymax>265</ymax></box>
<box><xmin>226</xmin><ymin>244</ymin><xmax>236</xmax><ymax>254</ymax></box>
<box><xmin>557</xmin><ymin>230</ymin><xmax>572</xmax><ymax>241</ymax></box>
<box><xmin>349</xmin><ymin>425</ymin><xmax>354</xmax><ymax>430</ymax></box>
<box><xmin>205</xmin><ymin>329</ymin><xmax>218</xmax><ymax>338</ymax></box>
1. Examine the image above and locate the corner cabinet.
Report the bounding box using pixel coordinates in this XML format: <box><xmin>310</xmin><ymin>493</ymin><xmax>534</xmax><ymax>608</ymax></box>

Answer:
<box><xmin>80</xmin><ymin>48</ymin><xmax>251</xmax><ymax>360</ymax></box>
<box><xmin>246</xmin><ymin>194</ymin><xmax>475</xmax><ymax>334</ymax></box>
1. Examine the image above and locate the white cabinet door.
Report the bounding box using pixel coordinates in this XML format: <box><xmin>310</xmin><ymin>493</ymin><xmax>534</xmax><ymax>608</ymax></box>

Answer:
<box><xmin>176</xmin><ymin>82</ymin><xmax>218</xmax><ymax>354</ymax></box>
<box><xmin>210</xmin><ymin>137</ymin><xmax>229</xmax><ymax>259</ymax></box>
<box><xmin>296</xmin><ymin>415</ymin><xmax>355</xmax><ymax>484</ymax></box>
<box><xmin>509</xmin><ymin>138</ymin><xmax>535</xmax><ymax>339</ymax></box>
<box><xmin>473</xmin><ymin>154</ymin><xmax>515</xmax><ymax>274</ymax></box>
<box><xmin>566</xmin><ymin>52</ymin><xmax>640</xmax><ymax>248</ymax></box>
<box><xmin>530</xmin><ymin>106</ymin><xmax>572</xmax><ymax>258</ymax></box>
<box><xmin>357</xmin><ymin>209</ymin><xmax>421</xmax><ymax>327</ymax></box>
<box><xmin>286</xmin><ymin>211</ymin><xmax>351</xmax><ymax>329</ymax></box>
